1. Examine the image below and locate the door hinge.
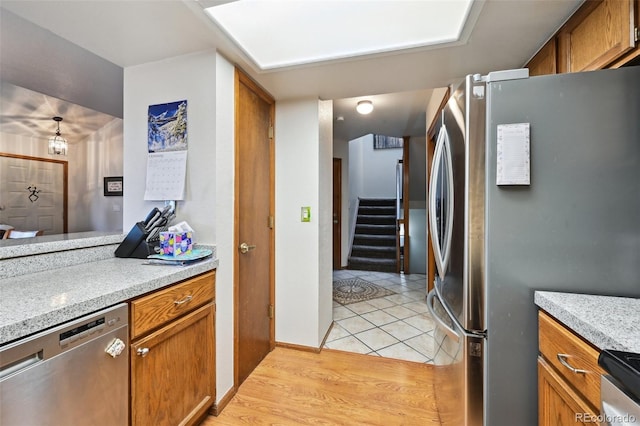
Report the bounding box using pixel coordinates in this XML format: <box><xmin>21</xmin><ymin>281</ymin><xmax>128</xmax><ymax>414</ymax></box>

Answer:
<box><xmin>635</xmin><ymin>26</ymin><xmax>638</xmax><ymax>43</ymax></box>
<box><xmin>268</xmin><ymin>215</ymin><xmax>274</xmax><ymax>229</ymax></box>
<box><xmin>268</xmin><ymin>125</ymin><xmax>274</xmax><ymax>139</ymax></box>
<box><xmin>268</xmin><ymin>304</ymin><xmax>274</xmax><ymax>319</ymax></box>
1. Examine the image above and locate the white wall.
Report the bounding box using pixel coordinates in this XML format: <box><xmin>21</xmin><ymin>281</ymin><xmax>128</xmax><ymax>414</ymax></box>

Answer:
<box><xmin>275</xmin><ymin>98</ymin><xmax>332</xmax><ymax>348</ymax></box>
<box><xmin>408</xmin><ymin>135</ymin><xmax>427</xmax><ymax>209</ymax></box>
<box><xmin>0</xmin><ymin>119</ymin><xmax>123</xmax><ymax>234</ymax></box>
<box><xmin>1</xmin><ymin>9</ymin><xmax>123</xmax><ymax>118</ymax></box>
<box><xmin>317</xmin><ymin>99</ymin><xmax>333</xmax><ymax>342</ymax></box>
<box><xmin>426</xmin><ymin>87</ymin><xmax>449</xmax><ymax>134</ymax></box>
<box><xmin>123</xmin><ymin>51</ymin><xmax>217</xmax><ymax>242</ymax></box>
<box><xmin>73</xmin><ymin>119</ymin><xmax>124</xmax><ymax>233</ymax></box>
<box><xmin>214</xmin><ymin>53</ymin><xmax>235</xmax><ymax>402</ymax></box>
<box><xmin>408</xmin><ymin>135</ymin><xmax>427</xmax><ymax>274</ymax></box>
<box><xmin>348</xmin><ymin>134</ymin><xmax>403</xmax><ymax>201</ymax></box>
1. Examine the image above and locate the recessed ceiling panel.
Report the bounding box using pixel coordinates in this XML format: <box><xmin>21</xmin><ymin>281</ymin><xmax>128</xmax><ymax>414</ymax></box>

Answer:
<box><xmin>205</xmin><ymin>0</ymin><xmax>475</xmax><ymax>70</ymax></box>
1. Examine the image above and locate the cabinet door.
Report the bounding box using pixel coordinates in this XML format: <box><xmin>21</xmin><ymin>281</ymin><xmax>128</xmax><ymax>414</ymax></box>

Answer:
<box><xmin>559</xmin><ymin>0</ymin><xmax>635</xmax><ymax>72</ymax></box>
<box><xmin>527</xmin><ymin>38</ymin><xmax>557</xmax><ymax>76</ymax></box>
<box><xmin>131</xmin><ymin>303</ymin><xmax>215</xmax><ymax>426</ymax></box>
<box><xmin>538</xmin><ymin>357</ymin><xmax>598</xmax><ymax>426</ymax></box>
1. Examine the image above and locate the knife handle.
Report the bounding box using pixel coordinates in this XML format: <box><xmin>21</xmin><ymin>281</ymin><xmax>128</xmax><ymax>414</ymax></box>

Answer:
<box><xmin>143</xmin><ymin>208</ymin><xmax>160</xmax><ymax>225</ymax></box>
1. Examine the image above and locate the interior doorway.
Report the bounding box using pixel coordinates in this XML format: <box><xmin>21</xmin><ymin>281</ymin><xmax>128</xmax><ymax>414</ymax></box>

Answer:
<box><xmin>333</xmin><ymin>158</ymin><xmax>342</xmax><ymax>269</ymax></box>
<box><xmin>234</xmin><ymin>68</ymin><xmax>275</xmax><ymax>387</ymax></box>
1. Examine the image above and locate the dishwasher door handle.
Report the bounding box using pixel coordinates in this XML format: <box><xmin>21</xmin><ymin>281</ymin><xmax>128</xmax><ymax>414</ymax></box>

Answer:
<box><xmin>0</xmin><ymin>351</ymin><xmax>43</xmax><ymax>380</ymax></box>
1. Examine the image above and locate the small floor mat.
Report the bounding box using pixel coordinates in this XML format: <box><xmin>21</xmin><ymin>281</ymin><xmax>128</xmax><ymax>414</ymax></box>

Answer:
<box><xmin>333</xmin><ymin>278</ymin><xmax>396</xmax><ymax>305</ymax></box>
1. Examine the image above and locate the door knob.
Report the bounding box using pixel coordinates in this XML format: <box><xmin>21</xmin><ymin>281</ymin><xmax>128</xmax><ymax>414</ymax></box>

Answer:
<box><xmin>239</xmin><ymin>242</ymin><xmax>256</xmax><ymax>254</ymax></box>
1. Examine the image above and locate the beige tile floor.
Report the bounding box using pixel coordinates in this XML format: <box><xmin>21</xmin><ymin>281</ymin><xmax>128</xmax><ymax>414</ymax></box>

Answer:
<box><xmin>324</xmin><ymin>269</ymin><xmax>437</xmax><ymax>363</ymax></box>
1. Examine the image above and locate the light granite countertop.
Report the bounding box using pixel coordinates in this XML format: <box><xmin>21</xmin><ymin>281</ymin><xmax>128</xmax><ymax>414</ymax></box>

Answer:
<box><xmin>535</xmin><ymin>291</ymin><xmax>640</xmax><ymax>353</ymax></box>
<box><xmin>0</xmin><ymin>255</ymin><xmax>218</xmax><ymax>345</ymax></box>
<box><xmin>0</xmin><ymin>231</ymin><xmax>124</xmax><ymax>260</ymax></box>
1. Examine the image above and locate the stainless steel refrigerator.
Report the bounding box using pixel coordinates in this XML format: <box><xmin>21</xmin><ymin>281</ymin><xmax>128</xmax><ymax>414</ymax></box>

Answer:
<box><xmin>426</xmin><ymin>66</ymin><xmax>640</xmax><ymax>426</ymax></box>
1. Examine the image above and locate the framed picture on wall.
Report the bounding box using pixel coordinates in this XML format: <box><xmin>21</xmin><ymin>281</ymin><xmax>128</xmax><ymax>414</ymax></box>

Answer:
<box><xmin>104</xmin><ymin>176</ymin><xmax>123</xmax><ymax>196</ymax></box>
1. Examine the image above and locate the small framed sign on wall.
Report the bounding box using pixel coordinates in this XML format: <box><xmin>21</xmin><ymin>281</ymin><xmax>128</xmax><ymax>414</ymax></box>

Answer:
<box><xmin>104</xmin><ymin>176</ymin><xmax>123</xmax><ymax>196</ymax></box>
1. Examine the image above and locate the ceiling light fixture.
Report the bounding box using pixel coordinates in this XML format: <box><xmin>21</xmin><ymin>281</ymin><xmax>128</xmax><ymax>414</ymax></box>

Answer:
<box><xmin>356</xmin><ymin>100</ymin><xmax>374</xmax><ymax>115</ymax></box>
<box><xmin>48</xmin><ymin>116</ymin><xmax>68</xmax><ymax>156</ymax></box>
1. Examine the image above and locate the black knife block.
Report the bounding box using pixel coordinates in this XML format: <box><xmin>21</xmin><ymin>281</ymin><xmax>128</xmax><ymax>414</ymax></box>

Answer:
<box><xmin>115</xmin><ymin>222</ymin><xmax>157</xmax><ymax>259</ymax></box>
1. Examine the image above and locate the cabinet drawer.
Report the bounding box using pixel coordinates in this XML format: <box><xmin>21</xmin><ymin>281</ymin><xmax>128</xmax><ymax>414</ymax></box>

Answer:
<box><xmin>131</xmin><ymin>271</ymin><xmax>215</xmax><ymax>339</ymax></box>
<box><xmin>538</xmin><ymin>356</ymin><xmax>598</xmax><ymax>426</ymax></box>
<box><xmin>538</xmin><ymin>311</ymin><xmax>605</xmax><ymax>411</ymax></box>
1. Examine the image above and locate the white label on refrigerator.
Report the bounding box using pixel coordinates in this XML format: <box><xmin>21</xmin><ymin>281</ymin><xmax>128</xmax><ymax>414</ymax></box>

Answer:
<box><xmin>496</xmin><ymin>123</ymin><xmax>530</xmax><ymax>186</ymax></box>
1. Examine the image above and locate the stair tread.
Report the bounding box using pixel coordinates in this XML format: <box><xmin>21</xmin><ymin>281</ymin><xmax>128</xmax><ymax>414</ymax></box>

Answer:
<box><xmin>352</xmin><ymin>245</ymin><xmax>396</xmax><ymax>251</ymax></box>
<box><xmin>348</xmin><ymin>257</ymin><xmax>396</xmax><ymax>265</ymax></box>
<box><xmin>359</xmin><ymin>198</ymin><xmax>396</xmax><ymax>203</ymax></box>
<box><xmin>351</xmin><ymin>199</ymin><xmax>399</xmax><ymax>273</ymax></box>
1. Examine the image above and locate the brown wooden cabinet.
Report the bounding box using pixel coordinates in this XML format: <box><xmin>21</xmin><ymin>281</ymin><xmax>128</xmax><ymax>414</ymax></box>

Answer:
<box><xmin>526</xmin><ymin>0</ymin><xmax>639</xmax><ymax>75</ymax></box>
<box><xmin>528</xmin><ymin>39</ymin><xmax>558</xmax><ymax>76</ymax></box>
<box><xmin>538</xmin><ymin>357</ymin><xmax>597</xmax><ymax>426</ymax></box>
<box><xmin>558</xmin><ymin>0</ymin><xmax>636</xmax><ymax>72</ymax></box>
<box><xmin>130</xmin><ymin>271</ymin><xmax>216</xmax><ymax>426</ymax></box>
<box><xmin>538</xmin><ymin>311</ymin><xmax>605</xmax><ymax>426</ymax></box>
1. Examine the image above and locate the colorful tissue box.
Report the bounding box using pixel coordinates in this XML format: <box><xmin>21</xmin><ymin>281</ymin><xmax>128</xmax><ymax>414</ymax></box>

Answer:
<box><xmin>159</xmin><ymin>231</ymin><xmax>193</xmax><ymax>256</ymax></box>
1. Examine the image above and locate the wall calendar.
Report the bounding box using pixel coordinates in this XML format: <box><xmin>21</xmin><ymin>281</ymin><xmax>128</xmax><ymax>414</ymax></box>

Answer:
<box><xmin>144</xmin><ymin>100</ymin><xmax>188</xmax><ymax>201</ymax></box>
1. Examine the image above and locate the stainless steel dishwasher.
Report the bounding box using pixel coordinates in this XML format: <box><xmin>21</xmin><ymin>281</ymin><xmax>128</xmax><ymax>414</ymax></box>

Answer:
<box><xmin>0</xmin><ymin>303</ymin><xmax>129</xmax><ymax>426</ymax></box>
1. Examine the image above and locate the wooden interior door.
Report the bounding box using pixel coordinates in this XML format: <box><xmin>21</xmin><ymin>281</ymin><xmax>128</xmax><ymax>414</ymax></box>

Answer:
<box><xmin>235</xmin><ymin>69</ymin><xmax>275</xmax><ymax>386</ymax></box>
<box><xmin>332</xmin><ymin>158</ymin><xmax>342</xmax><ymax>269</ymax></box>
<box><xmin>0</xmin><ymin>153</ymin><xmax>67</xmax><ymax>234</ymax></box>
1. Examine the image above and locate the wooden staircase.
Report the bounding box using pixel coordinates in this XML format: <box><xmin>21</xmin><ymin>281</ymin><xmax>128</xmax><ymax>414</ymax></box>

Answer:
<box><xmin>348</xmin><ymin>198</ymin><xmax>398</xmax><ymax>273</ymax></box>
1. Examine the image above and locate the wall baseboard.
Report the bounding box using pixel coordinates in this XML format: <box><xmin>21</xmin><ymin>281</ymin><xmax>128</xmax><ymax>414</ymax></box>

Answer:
<box><xmin>275</xmin><ymin>341</ymin><xmax>321</xmax><ymax>353</ymax></box>
<box><xmin>211</xmin><ymin>386</ymin><xmax>237</xmax><ymax>416</ymax></box>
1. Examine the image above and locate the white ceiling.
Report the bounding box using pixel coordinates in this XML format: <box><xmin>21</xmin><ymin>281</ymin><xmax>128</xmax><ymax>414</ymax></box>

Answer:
<box><xmin>0</xmin><ymin>83</ymin><xmax>118</xmax><ymax>143</ymax></box>
<box><xmin>0</xmin><ymin>0</ymin><xmax>582</xmax><ymax>142</ymax></box>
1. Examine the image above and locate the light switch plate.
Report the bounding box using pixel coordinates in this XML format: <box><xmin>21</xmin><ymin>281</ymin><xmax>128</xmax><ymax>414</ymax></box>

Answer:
<box><xmin>301</xmin><ymin>206</ymin><xmax>311</xmax><ymax>222</ymax></box>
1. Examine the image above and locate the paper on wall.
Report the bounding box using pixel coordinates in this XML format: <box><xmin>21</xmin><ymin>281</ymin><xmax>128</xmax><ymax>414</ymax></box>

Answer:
<box><xmin>496</xmin><ymin>123</ymin><xmax>530</xmax><ymax>186</ymax></box>
<box><xmin>144</xmin><ymin>151</ymin><xmax>187</xmax><ymax>200</ymax></box>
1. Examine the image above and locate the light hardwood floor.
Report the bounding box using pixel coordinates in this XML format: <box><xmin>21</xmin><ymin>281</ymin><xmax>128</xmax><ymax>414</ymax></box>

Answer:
<box><xmin>202</xmin><ymin>347</ymin><xmax>442</xmax><ymax>425</ymax></box>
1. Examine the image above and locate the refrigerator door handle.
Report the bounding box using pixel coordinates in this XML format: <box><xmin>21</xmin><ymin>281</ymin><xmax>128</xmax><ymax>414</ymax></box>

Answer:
<box><xmin>433</xmin><ymin>284</ymin><xmax>487</xmax><ymax>339</ymax></box>
<box><xmin>427</xmin><ymin>289</ymin><xmax>459</xmax><ymax>341</ymax></box>
<box><xmin>428</xmin><ymin>122</ymin><xmax>455</xmax><ymax>281</ymax></box>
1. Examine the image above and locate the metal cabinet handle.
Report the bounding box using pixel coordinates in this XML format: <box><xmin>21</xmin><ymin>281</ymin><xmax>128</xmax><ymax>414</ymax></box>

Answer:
<box><xmin>174</xmin><ymin>295</ymin><xmax>193</xmax><ymax>306</ymax></box>
<box><xmin>137</xmin><ymin>348</ymin><xmax>150</xmax><ymax>357</ymax></box>
<box><xmin>557</xmin><ymin>353</ymin><xmax>587</xmax><ymax>374</ymax></box>
<box><xmin>239</xmin><ymin>242</ymin><xmax>256</xmax><ymax>254</ymax></box>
